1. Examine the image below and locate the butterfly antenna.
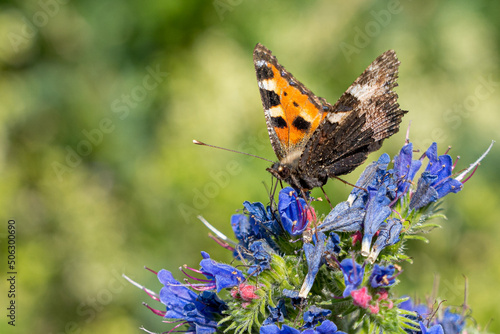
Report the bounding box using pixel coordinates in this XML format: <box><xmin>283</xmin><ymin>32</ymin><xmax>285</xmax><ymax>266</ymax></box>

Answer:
<box><xmin>193</xmin><ymin>140</ymin><xmax>274</xmax><ymax>163</ymax></box>
<box><xmin>264</xmin><ymin>180</ymin><xmax>276</xmax><ymax>209</ymax></box>
<box><xmin>333</xmin><ymin>176</ymin><xmax>367</xmax><ymax>192</ymax></box>
<box><xmin>267</xmin><ymin>179</ymin><xmax>280</xmax><ymax>217</ymax></box>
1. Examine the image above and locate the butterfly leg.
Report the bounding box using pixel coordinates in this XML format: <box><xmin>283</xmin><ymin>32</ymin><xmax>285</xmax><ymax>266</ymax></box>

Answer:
<box><xmin>333</xmin><ymin>176</ymin><xmax>367</xmax><ymax>192</ymax></box>
<box><xmin>320</xmin><ymin>186</ymin><xmax>333</xmax><ymax>209</ymax></box>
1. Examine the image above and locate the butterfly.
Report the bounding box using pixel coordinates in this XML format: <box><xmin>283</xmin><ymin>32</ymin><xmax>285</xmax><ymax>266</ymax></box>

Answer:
<box><xmin>253</xmin><ymin>43</ymin><xmax>407</xmax><ymax>191</ymax></box>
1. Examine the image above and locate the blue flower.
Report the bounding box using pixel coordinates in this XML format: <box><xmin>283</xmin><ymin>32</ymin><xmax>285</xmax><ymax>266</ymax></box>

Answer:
<box><xmin>321</xmin><ymin>154</ymin><xmax>397</xmax><ymax>237</ymax></box>
<box><xmin>282</xmin><ymin>289</ymin><xmax>305</xmax><ymax>309</ymax></box>
<box><xmin>369</xmin><ymin>264</ymin><xmax>396</xmax><ymax>288</ymax></box>
<box><xmin>299</xmin><ymin>232</ymin><xmax>327</xmax><ymax>298</ymax></box>
<box><xmin>325</xmin><ymin>232</ymin><xmax>341</xmax><ymax>254</ymax></box>
<box><xmin>438</xmin><ymin>308</ymin><xmax>465</xmax><ymax>334</ymax></box>
<box><xmin>410</xmin><ymin>141</ymin><xmax>494</xmax><ymax>210</ymax></box>
<box><xmin>368</xmin><ymin>218</ymin><xmax>402</xmax><ymax>263</ymax></box>
<box><xmin>263</xmin><ymin>299</ymin><xmax>287</xmax><ymax>325</ymax></box>
<box><xmin>419</xmin><ymin>322</ymin><xmax>444</xmax><ymax>334</ymax></box>
<box><xmin>400</xmin><ymin>301</ymin><xmax>464</xmax><ymax>334</ymax></box>
<box><xmin>243</xmin><ymin>200</ymin><xmax>282</xmax><ymax>236</ymax></box>
<box><xmin>158</xmin><ymin>269</ymin><xmax>226</xmax><ymax>334</ymax></box>
<box><xmin>247</xmin><ymin>240</ymin><xmax>273</xmax><ymax>275</ymax></box>
<box><xmin>349</xmin><ymin>153</ymin><xmax>391</xmax><ymax>202</ymax></box>
<box><xmin>399</xmin><ymin>297</ymin><xmax>430</xmax><ymax>323</ymax></box>
<box><xmin>260</xmin><ymin>320</ymin><xmax>347</xmax><ymax>334</ymax></box>
<box><xmin>196</xmin><ymin>290</ymin><xmax>229</xmax><ymax>316</ymax></box>
<box><xmin>409</xmin><ymin>143</ymin><xmax>462</xmax><ymax>210</ymax></box>
<box><xmin>231</xmin><ymin>213</ymin><xmax>255</xmax><ymax>245</ymax></box>
<box><xmin>301</xmin><ymin>320</ymin><xmax>347</xmax><ymax>334</ymax></box>
<box><xmin>408</xmin><ymin>172</ymin><xmax>440</xmax><ymax>211</ymax></box>
<box><xmin>339</xmin><ymin>258</ymin><xmax>365</xmax><ymax>298</ymax></box>
<box><xmin>424</xmin><ymin>143</ymin><xmax>459</xmax><ymax>197</ymax></box>
<box><xmin>302</xmin><ymin>305</ymin><xmax>331</xmax><ymax>329</ymax></box>
<box><xmin>199</xmin><ymin>251</ymin><xmax>245</xmax><ymax>292</ymax></box>
<box><xmin>393</xmin><ymin>142</ymin><xmax>422</xmax><ymax>195</ymax></box>
<box><xmin>231</xmin><ymin>213</ymin><xmax>257</xmax><ymax>260</ymax></box>
<box><xmin>231</xmin><ymin>201</ymin><xmax>280</xmax><ymax>255</ymax></box>
<box><xmin>260</xmin><ymin>324</ymin><xmax>301</xmax><ymax>334</ymax></box>
<box><xmin>361</xmin><ymin>186</ymin><xmax>392</xmax><ymax>256</ymax></box>
<box><xmin>279</xmin><ymin>187</ymin><xmax>312</xmax><ymax>236</ymax></box>
<box><xmin>318</xmin><ymin>200</ymin><xmax>364</xmax><ymax>233</ymax></box>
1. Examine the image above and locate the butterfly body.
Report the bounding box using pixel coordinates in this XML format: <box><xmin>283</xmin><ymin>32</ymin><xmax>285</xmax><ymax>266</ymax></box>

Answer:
<box><xmin>253</xmin><ymin>43</ymin><xmax>406</xmax><ymax>191</ymax></box>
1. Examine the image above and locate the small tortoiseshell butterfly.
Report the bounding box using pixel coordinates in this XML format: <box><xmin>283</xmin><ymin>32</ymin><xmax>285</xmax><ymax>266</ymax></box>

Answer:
<box><xmin>253</xmin><ymin>43</ymin><xmax>406</xmax><ymax>191</ymax></box>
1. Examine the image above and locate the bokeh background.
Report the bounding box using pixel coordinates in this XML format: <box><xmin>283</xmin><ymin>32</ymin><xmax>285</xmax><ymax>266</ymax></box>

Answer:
<box><xmin>0</xmin><ymin>0</ymin><xmax>499</xmax><ymax>333</ymax></box>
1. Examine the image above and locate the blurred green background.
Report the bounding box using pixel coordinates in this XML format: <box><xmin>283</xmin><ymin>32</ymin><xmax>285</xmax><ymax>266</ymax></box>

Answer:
<box><xmin>0</xmin><ymin>0</ymin><xmax>498</xmax><ymax>333</ymax></box>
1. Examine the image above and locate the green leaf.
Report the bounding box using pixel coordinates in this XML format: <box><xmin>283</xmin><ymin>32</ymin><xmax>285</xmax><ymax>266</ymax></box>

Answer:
<box><xmin>403</xmin><ymin>234</ymin><xmax>429</xmax><ymax>243</ymax></box>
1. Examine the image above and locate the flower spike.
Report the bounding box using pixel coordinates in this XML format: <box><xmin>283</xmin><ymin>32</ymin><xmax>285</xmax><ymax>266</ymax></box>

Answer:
<box><xmin>127</xmin><ymin>133</ymin><xmax>490</xmax><ymax>334</ymax></box>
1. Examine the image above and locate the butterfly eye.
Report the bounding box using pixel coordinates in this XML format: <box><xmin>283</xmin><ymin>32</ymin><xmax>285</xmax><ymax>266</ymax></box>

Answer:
<box><xmin>276</xmin><ymin>165</ymin><xmax>291</xmax><ymax>180</ymax></box>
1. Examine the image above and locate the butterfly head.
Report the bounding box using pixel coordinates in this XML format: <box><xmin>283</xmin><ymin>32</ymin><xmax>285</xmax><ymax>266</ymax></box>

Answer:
<box><xmin>266</xmin><ymin>162</ymin><xmax>291</xmax><ymax>183</ymax></box>
<box><xmin>267</xmin><ymin>160</ymin><xmax>330</xmax><ymax>191</ymax></box>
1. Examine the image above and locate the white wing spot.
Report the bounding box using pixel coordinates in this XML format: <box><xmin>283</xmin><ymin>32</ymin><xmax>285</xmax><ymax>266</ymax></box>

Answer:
<box><xmin>267</xmin><ymin>105</ymin><xmax>284</xmax><ymax>118</ymax></box>
<box><xmin>255</xmin><ymin>60</ymin><xmax>266</xmax><ymax>67</ymax></box>
<box><xmin>258</xmin><ymin>79</ymin><xmax>277</xmax><ymax>91</ymax></box>
<box><xmin>327</xmin><ymin>111</ymin><xmax>350</xmax><ymax>123</ymax></box>
<box><xmin>349</xmin><ymin>83</ymin><xmax>375</xmax><ymax>99</ymax></box>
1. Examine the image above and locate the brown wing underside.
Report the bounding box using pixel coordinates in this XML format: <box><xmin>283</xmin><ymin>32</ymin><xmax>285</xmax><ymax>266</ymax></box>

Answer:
<box><xmin>299</xmin><ymin>50</ymin><xmax>406</xmax><ymax>179</ymax></box>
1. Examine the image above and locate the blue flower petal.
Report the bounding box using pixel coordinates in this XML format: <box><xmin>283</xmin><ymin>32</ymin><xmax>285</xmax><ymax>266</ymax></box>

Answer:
<box><xmin>315</xmin><ymin>320</ymin><xmax>347</xmax><ymax>334</ymax></box>
<box><xmin>157</xmin><ymin>270</ymin><xmax>222</xmax><ymax>333</ymax></box>
<box><xmin>279</xmin><ymin>187</ymin><xmax>310</xmax><ymax>236</ymax></box>
<box><xmin>425</xmin><ymin>143</ymin><xmax>453</xmax><ymax>181</ymax></box>
<box><xmin>244</xmin><ymin>201</ymin><xmax>270</xmax><ymax>223</ymax></box>
<box><xmin>247</xmin><ymin>240</ymin><xmax>273</xmax><ymax>275</ymax></box>
<box><xmin>439</xmin><ymin>308</ymin><xmax>465</xmax><ymax>334</ymax></box>
<box><xmin>260</xmin><ymin>324</ymin><xmax>301</xmax><ymax>334</ymax></box>
<box><xmin>231</xmin><ymin>214</ymin><xmax>251</xmax><ymax>243</ymax></box>
<box><xmin>435</xmin><ymin>178</ymin><xmax>463</xmax><ymax>199</ymax></box>
<box><xmin>263</xmin><ymin>299</ymin><xmax>287</xmax><ymax>325</ymax></box>
<box><xmin>361</xmin><ymin>187</ymin><xmax>392</xmax><ymax>256</ymax></box>
<box><xmin>260</xmin><ymin>324</ymin><xmax>282</xmax><ymax>334</ymax></box>
<box><xmin>299</xmin><ymin>232</ymin><xmax>327</xmax><ymax>298</ymax></box>
<box><xmin>319</xmin><ymin>201</ymin><xmax>364</xmax><ymax>233</ymax></box>
<box><xmin>393</xmin><ymin>143</ymin><xmax>422</xmax><ymax>195</ymax></box>
<box><xmin>409</xmin><ymin>172</ymin><xmax>439</xmax><ymax>210</ymax></box>
<box><xmin>302</xmin><ymin>305</ymin><xmax>331</xmax><ymax>329</ymax></box>
<box><xmin>411</xmin><ymin>142</ymin><xmax>465</xmax><ymax>209</ymax></box>
<box><xmin>340</xmin><ymin>258</ymin><xmax>364</xmax><ymax>298</ymax></box>
<box><xmin>369</xmin><ymin>264</ymin><xmax>396</xmax><ymax>288</ymax></box>
<box><xmin>199</xmin><ymin>252</ymin><xmax>245</xmax><ymax>292</ymax></box>
<box><xmin>325</xmin><ymin>232</ymin><xmax>341</xmax><ymax>254</ymax></box>
<box><xmin>355</xmin><ymin>153</ymin><xmax>391</xmax><ymax>189</ymax></box>
<box><xmin>419</xmin><ymin>322</ymin><xmax>444</xmax><ymax>334</ymax></box>
<box><xmin>368</xmin><ymin>218</ymin><xmax>402</xmax><ymax>263</ymax></box>
<box><xmin>158</xmin><ymin>270</ymin><xmax>198</xmax><ymax>319</ymax></box>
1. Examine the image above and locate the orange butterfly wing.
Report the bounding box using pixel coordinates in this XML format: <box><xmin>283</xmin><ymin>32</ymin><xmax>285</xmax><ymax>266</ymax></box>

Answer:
<box><xmin>253</xmin><ymin>43</ymin><xmax>329</xmax><ymax>161</ymax></box>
